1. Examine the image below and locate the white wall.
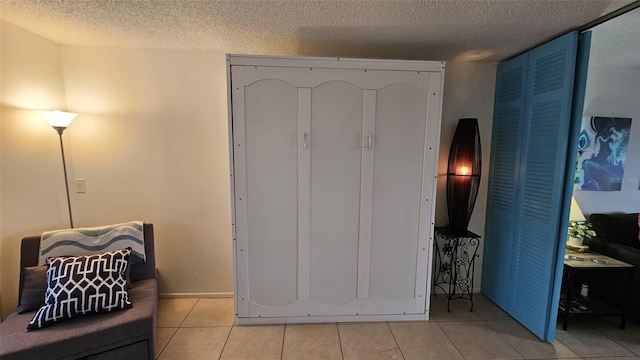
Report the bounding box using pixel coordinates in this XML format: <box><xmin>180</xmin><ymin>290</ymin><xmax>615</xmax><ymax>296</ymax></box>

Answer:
<box><xmin>575</xmin><ymin>66</ymin><xmax>640</xmax><ymax>215</ymax></box>
<box><xmin>436</xmin><ymin>61</ymin><xmax>496</xmax><ymax>292</ymax></box>
<box><xmin>1</xmin><ymin>20</ymin><xmax>498</xmax><ymax>318</ymax></box>
<box><xmin>1</xmin><ymin>26</ymin><xmax>234</xmax><ymax>318</ymax></box>
<box><xmin>1</xmin><ymin>21</ymin><xmax>69</xmax><ymax>319</ymax></box>
<box><xmin>59</xmin><ymin>46</ymin><xmax>234</xmax><ymax>297</ymax></box>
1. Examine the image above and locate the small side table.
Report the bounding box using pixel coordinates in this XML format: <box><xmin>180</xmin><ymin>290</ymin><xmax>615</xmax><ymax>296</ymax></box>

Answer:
<box><xmin>560</xmin><ymin>250</ymin><xmax>634</xmax><ymax>331</ymax></box>
<box><xmin>433</xmin><ymin>227</ymin><xmax>480</xmax><ymax>312</ymax></box>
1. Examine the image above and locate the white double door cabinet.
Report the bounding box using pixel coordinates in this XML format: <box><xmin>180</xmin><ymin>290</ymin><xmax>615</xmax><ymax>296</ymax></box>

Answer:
<box><xmin>229</xmin><ymin>56</ymin><xmax>444</xmax><ymax>323</ymax></box>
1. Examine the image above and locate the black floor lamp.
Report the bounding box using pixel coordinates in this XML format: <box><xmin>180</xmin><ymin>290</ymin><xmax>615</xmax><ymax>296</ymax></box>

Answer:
<box><xmin>446</xmin><ymin>118</ymin><xmax>482</xmax><ymax>233</ymax></box>
<box><xmin>40</xmin><ymin>110</ymin><xmax>78</xmax><ymax>228</ymax></box>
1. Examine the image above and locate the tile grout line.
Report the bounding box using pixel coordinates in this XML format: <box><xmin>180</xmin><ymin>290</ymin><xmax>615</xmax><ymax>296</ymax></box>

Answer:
<box><xmin>555</xmin><ymin>318</ymin><xmax>624</xmax><ymax>358</ymax></box>
<box><xmin>178</xmin><ymin>298</ymin><xmax>200</xmax><ymax>328</ymax></box>
<box><xmin>483</xmin><ymin>319</ymin><xmax>526</xmax><ymax>360</ymax></box>
<box><xmin>610</xmin><ymin>331</ymin><xmax>639</xmax><ymax>356</ymax></box>
<box><xmin>599</xmin><ymin>327</ymin><xmax>638</xmax><ymax>356</ymax></box>
<box><xmin>434</xmin><ymin>319</ymin><xmax>468</xmax><ymax>360</ymax></box>
<box><xmin>155</xmin><ymin>327</ymin><xmax>179</xmax><ymax>359</ymax></box>
<box><xmin>216</xmin><ymin>323</ymin><xmax>234</xmax><ymax>360</ymax></box>
<box><xmin>336</xmin><ymin>322</ymin><xmax>345</xmax><ymax>360</ymax></box>
<box><xmin>281</xmin><ymin>323</ymin><xmax>286</xmax><ymax>360</ymax></box>
<box><xmin>156</xmin><ymin>298</ymin><xmax>200</xmax><ymax>359</ymax></box>
<box><xmin>552</xmin><ymin>329</ymin><xmax>580</xmax><ymax>357</ymax></box>
<box><xmin>214</xmin><ymin>297</ymin><xmax>234</xmax><ymax>360</ymax></box>
<box><xmin>385</xmin><ymin>322</ymin><xmax>406</xmax><ymax>360</ymax></box>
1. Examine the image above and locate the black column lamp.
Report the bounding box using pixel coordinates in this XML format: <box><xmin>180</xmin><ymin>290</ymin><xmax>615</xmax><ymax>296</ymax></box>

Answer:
<box><xmin>40</xmin><ymin>110</ymin><xmax>78</xmax><ymax>228</ymax></box>
<box><xmin>446</xmin><ymin>118</ymin><xmax>481</xmax><ymax>233</ymax></box>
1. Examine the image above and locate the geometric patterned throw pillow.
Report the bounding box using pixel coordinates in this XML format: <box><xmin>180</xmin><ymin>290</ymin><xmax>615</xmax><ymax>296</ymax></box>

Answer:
<box><xmin>27</xmin><ymin>248</ymin><xmax>132</xmax><ymax>330</ymax></box>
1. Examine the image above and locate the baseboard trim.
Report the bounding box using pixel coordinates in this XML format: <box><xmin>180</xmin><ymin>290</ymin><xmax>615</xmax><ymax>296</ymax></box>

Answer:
<box><xmin>160</xmin><ymin>290</ymin><xmax>483</xmax><ymax>300</ymax></box>
<box><xmin>159</xmin><ymin>292</ymin><xmax>234</xmax><ymax>298</ymax></box>
<box><xmin>236</xmin><ymin>313</ymin><xmax>429</xmax><ymax>325</ymax></box>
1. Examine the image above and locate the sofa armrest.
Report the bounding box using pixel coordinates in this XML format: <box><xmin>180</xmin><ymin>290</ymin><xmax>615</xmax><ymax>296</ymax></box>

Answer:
<box><xmin>130</xmin><ymin>223</ymin><xmax>157</xmax><ymax>282</ymax></box>
<box><xmin>583</xmin><ymin>236</ymin><xmax>614</xmax><ymax>255</ymax></box>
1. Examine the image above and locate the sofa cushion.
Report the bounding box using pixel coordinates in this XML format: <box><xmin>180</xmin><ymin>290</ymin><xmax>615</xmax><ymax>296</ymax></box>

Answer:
<box><xmin>589</xmin><ymin>213</ymin><xmax>640</xmax><ymax>250</ymax></box>
<box><xmin>0</xmin><ymin>279</ymin><xmax>157</xmax><ymax>360</ymax></box>
<box><xmin>28</xmin><ymin>248</ymin><xmax>132</xmax><ymax>330</ymax></box>
<box><xmin>17</xmin><ymin>262</ymin><xmax>133</xmax><ymax>315</ymax></box>
<box><xmin>17</xmin><ymin>265</ymin><xmax>47</xmax><ymax>314</ymax></box>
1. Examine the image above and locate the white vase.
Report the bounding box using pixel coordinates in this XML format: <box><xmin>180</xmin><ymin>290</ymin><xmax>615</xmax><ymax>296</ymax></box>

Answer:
<box><xmin>567</xmin><ymin>236</ymin><xmax>583</xmax><ymax>247</ymax></box>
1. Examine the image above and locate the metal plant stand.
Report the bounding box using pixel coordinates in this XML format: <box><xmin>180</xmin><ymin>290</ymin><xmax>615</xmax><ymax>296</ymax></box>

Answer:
<box><xmin>433</xmin><ymin>227</ymin><xmax>480</xmax><ymax>312</ymax></box>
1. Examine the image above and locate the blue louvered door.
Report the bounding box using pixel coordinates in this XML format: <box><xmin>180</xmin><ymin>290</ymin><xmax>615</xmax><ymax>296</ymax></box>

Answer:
<box><xmin>482</xmin><ymin>32</ymin><xmax>579</xmax><ymax>341</ymax></box>
<box><xmin>482</xmin><ymin>54</ymin><xmax>527</xmax><ymax>309</ymax></box>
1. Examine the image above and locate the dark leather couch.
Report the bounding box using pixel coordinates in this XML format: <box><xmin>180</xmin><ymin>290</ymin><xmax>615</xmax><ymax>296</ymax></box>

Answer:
<box><xmin>584</xmin><ymin>213</ymin><xmax>640</xmax><ymax>323</ymax></box>
<box><xmin>0</xmin><ymin>223</ymin><xmax>158</xmax><ymax>360</ymax></box>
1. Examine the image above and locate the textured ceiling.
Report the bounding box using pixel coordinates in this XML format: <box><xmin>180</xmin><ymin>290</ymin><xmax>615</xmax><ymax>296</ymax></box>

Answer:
<box><xmin>0</xmin><ymin>0</ymin><xmax>635</xmax><ymax>63</ymax></box>
<box><xmin>589</xmin><ymin>7</ymin><xmax>640</xmax><ymax>68</ymax></box>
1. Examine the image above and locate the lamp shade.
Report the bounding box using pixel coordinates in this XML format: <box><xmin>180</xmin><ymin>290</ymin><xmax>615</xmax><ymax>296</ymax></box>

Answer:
<box><xmin>569</xmin><ymin>196</ymin><xmax>586</xmax><ymax>222</ymax></box>
<box><xmin>39</xmin><ymin>110</ymin><xmax>78</xmax><ymax>128</ymax></box>
<box><xmin>446</xmin><ymin>118</ymin><xmax>482</xmax><ymax>233</ymax></box>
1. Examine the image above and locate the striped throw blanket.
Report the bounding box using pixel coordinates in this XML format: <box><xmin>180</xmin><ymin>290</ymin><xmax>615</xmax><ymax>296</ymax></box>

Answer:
<box><xmin>38</xmin><ymin>221</ymin><xmax>146</xmax><ymax>265</ymax></box>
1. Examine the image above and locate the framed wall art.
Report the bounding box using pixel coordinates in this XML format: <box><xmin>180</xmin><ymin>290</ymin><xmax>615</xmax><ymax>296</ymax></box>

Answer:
<box><xmin>574</xmin><ymin>116</ymin><xmax>632</xmax><ymax>191</ymax></box>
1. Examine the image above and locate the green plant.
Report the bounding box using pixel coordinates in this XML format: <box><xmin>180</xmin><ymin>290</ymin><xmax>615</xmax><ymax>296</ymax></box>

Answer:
<box><xmin>567</xmin><ymin>221</ymin><xmax>596</xmax><ymax>240</ymax></box>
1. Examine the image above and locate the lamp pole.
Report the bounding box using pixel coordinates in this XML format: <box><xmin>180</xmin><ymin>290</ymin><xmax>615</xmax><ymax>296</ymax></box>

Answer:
<box><xmin>55</xmin><ymin>126</ymin><xmax>74</xmax><ymax>228</ymax></box>
<box><xmin>40</xmin><ymin>110</ymin><xmax>78</xmax><ymax>228</ymax></box>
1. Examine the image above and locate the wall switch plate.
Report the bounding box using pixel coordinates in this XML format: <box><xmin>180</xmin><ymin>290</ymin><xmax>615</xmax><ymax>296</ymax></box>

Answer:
<box><xmin>75</xmin><ymin>179</ymin><xmax>86</xmax><ymax>193</ymax></box>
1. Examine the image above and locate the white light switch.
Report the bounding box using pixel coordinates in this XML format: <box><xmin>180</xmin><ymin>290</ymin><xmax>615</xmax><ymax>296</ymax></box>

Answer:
<box><xmin>75</xmin><ymin>179</ymin><xmax>86</xmax><ymax>193</ymax></box>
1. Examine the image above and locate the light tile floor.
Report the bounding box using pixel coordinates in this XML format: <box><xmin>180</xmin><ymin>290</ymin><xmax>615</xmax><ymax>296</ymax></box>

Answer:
<box><xmin>156</xmin><ymin>294</ymin><xmax>640</xmax><ymax>360</ymax></box>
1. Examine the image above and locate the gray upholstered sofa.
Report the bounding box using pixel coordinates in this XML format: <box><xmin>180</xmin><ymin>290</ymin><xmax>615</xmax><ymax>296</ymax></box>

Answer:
<box><xmin>0</xmin><ymin>223</ymin><xmax>158</xmax><ymax>360</ymax></box>
<box><xmin>584</xmin><ymin>213</ymin><xmax>640</xmax><ymax>323</ymax></box>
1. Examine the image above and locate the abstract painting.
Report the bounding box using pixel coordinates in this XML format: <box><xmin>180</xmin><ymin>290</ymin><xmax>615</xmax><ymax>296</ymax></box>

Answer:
<box><xmin>574</xmin><ymin>116</ymin><xmax>632</xmax><ymax>191</ymax></box>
